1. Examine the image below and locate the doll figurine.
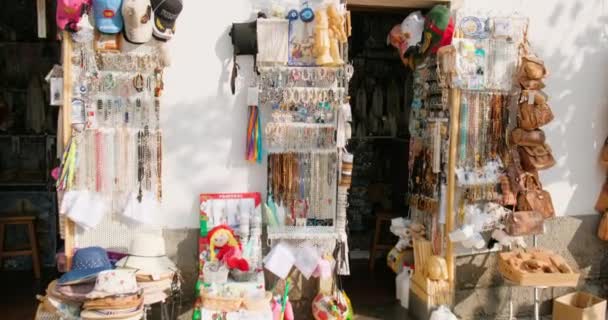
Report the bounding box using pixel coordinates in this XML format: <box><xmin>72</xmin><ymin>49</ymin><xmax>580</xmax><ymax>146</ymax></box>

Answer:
<box><xmin>426</xmin><ymin>255</ymin><xmax>448</xmax><ymax>281</ymax></box>
<box><xmin>327</xmin><ymin>4</ymin><xmax>346</xmax><ymax>65</ymax></box>
<box><xmin>313</xmin><ymin>9</ymin><xmax>334</xmax><ymax>65</ymax></box>
<box><xmin>207</xmin><ymin>225</ymin><xmax>250</xmax><ymax>271</ymax></box>
<box><xmin>327</xmin><ymin>4</ymin><xmax>347</xmax><ymax>43</ymax></box>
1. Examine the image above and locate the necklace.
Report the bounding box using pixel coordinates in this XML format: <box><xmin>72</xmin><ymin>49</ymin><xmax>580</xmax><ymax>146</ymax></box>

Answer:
<box><xmin>156</xmin><ymin>130</ymin><xmax>163</xmax><ymax>201</ymax></box>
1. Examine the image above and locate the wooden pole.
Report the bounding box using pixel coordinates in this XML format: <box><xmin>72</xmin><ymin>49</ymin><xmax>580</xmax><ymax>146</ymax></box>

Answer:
<box><xmin>61</xmin><ymin>31</ymin><xmax>75</xmax><ymax>269</ymax></box>
<box><xmin>445</xmin><ymin>87</ymin><xmax>460</xmax><ymax>294</ymax></box>
<box><xmin>444</xmin><ymin>25</ymin><xmax>463</xmax><ymax>301</ymax></box>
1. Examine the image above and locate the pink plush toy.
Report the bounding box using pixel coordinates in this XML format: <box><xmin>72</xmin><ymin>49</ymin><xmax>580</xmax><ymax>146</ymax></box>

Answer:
<box><xmin>271</xmin><ymin>297</ymin><xmax>294</xmax><ymax>320</ymax></box>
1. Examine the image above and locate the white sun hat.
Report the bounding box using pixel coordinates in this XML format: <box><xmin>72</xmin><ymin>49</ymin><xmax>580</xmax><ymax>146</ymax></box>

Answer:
<box><xmin>115</xmin><ymin>233</ymin><xmax>177</xmax><ymax>280</ymax></box>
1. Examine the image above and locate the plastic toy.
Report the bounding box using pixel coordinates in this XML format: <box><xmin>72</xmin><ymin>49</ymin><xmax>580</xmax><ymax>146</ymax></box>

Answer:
<box><xmin>420</xmin><ymin>5</ymin><xmax>454</xmax><ymax>55</ymax></box>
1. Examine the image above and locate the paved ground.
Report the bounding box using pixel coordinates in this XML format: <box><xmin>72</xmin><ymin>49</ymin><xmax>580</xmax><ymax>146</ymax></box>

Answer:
<box><xmin>2</xmin><ymin>264</ymin><xmax>552</xmax><ymax>320</ymax></box>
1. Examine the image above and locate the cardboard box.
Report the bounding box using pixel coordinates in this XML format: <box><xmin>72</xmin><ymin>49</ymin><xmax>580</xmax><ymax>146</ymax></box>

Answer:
<box><xmin>553</xmin><ymin>292</ymin><xmax>606</xmax><ymax>320</ymax></box>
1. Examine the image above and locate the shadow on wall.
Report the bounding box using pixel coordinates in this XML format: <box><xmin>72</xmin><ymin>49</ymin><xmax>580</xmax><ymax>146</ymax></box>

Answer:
<box><xmin>159</xmin><ymin>8</ymin><xmax>266</xmax><ymax>228</ymax></box>
<box><xmin>534</xmin><ymin>0</ymin><xmax>608</xmax><ymax>216</ymax></box>
<box><xmin>158</xmin><ymin>11</ymin><xmax>266</xmax><ymax>316</ymax></box>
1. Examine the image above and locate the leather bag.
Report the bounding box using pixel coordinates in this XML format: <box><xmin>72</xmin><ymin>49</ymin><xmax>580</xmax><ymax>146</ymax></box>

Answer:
<box><xmin>521</xmin><ymin>90</ymin><xmax>548</xmax><ymax>105</ymax></box>
<box><xmin>595</xmin><ymin>179</ymin><xmax>608</xmax><ymax>213</ymax></box>
<box><xmin>600</xmin><ymin>136</ymin><xmax>608</xmax><ymax>167</ymax></box>
<box><xmin>504</xmin><ymin>211</ymin><xmax>545</xmax><ymax>236</ymax></box>
<box><xmin>510</xmin><ymin>128</ymin><xmax>546</xmax><ymax>146</ymax></box>
<box><xmin>519</xmin><ymin>79</ymin><xmax>545</xmax><ymax>90</ymax></box>
<box><xmin>598</xmin><ymin>212</ymin><xmax>608</xmax><ymax>241</ymax></box>
<box><xmin>520</xmin><ymin>55</ymin><xmax>547</xmax><ymax>80</ymax></box>
<box><xmin>517</xmin><ymin>43</ymin><xmax>548</xmax><ymax>89</ymax></box>
<box><xmin>518</xmin><ymin>144</ymin><xmax>556</xmax><ymax>171</ymax></box>
<box><xmin>518</xmin><ymin>101</ymin><xmax>554</xmax><ymax>130</ymax></box>
<box><xmin>517</xmin><ymin>174</ymin><xmax>555</xmax><ymax>218</ymax></box>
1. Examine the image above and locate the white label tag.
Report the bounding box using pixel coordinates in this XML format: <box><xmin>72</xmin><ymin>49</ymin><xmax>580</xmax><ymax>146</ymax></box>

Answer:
<box><xmin>528</xmin><ymin>91</ymin><xmax>535</xmax><ymax>104</ymax></box>
<box><xmin>71</xmin><ymin>99</ymin><xmax>85</xmax><ymax>124</ymax></box>
<box><xmin>50</xmin><ymin>78</ymin><xmax>63</xmax><ymax>106</ymax></box>
<box><xmin>493</xmin><ymin>18</ymin><xmax>513</xmax><ymax>38</ymax></box>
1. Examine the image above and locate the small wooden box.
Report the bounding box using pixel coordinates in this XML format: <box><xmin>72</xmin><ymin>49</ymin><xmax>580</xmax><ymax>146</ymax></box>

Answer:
<box><xmin>498</xmin><ymin>249</ymin><xmax>579</xmax><ymax>287</ymax></box>
<box><xmin>553</xmin><ymin>292</ymin><xmax>606</xmax><ymax>320</ymax></box>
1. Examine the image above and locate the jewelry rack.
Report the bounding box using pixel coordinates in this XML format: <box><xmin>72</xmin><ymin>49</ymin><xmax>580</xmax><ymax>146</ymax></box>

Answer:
<box><xmin>60</xmin><ymin>32</ymin><xmax>167</xmax><ymax>267</ymax></box>
<box><xmin>258</xmin><ymin>10</ymin><xmax>353</xmax><ymax>258</ymax></box>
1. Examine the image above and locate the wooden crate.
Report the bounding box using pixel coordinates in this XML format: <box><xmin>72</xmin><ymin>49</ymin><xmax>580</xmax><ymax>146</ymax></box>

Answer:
<box><xmin>498</xmin><ymin>250</ymin><xmax>579</xmax><ymax>287</ymax></box>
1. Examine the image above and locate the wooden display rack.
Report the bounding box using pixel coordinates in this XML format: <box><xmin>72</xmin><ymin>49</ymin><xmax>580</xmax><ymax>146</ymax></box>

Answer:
<box><xmin>60</xmin><ymin>32</ymin><xmax>76</xmax><ymax>268</ymax></box>
<box><xmin>410</xmin><ymin>240</ymin><xmax>452</xmax><ymax>307</ymax></box>
<box><xmin>410</xmin><ymin>273</ymin><xmax>452</xmax><ymax>306</ymax></box>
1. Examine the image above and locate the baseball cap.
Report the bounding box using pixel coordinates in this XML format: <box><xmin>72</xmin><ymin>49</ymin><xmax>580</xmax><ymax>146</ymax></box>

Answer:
<box><xmin>56</xmin><ymin>0</ymin><xmax>91</xmax><ymax>32</ymax></box>
<box><xmin>151</xmin><ymin>0</ymin><xmax>183</xmax><ymax>41</ymax></box>
<box><xmin>93</xmin><ymin>0</ymin><xmax>124</xmax><ymax>34</ymax></box>
<box><xmin>122</xmin><ymin>0</ymin><xmax>153</xmax><ymax>44</ymax></box>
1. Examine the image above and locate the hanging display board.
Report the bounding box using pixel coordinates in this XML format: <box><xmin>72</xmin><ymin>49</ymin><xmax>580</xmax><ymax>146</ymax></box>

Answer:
<box><xmin>59</xmin><ymin>34</ymin><xmax>167</xmax><ymax>264</ymax></box>
<box><xmin>195</xmin><ymin>193</ymin><xmax>268</xmax><ymax>316</ymax></box>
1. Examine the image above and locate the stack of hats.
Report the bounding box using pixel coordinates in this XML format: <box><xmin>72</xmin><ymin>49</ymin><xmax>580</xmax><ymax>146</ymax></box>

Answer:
<box><xmin>115</xmin><ymin>233</ymin><xmax>179</xmax><ymax>305</ymax></box>
<box><xmin>80</xmin><ymin>269</ymin><xmax>143</xmax><ymax>320</ymax></box>
<box><xmin>56</xmin><ymin>0</ymin><xmax>184</xmax><ymax>43</ymax></box>
<box><xmin>41</xmin><ymin>246</ymin><xmax>113</xmax><ymax>318</ymax></box>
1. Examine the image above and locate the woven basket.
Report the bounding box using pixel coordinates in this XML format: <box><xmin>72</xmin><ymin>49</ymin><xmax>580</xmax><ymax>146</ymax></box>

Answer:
<box><xmin>201</xmin><ymin>291</ymin><xmax>242</xmax><ymax>312</ymax></box>
<box><xmin>243</xmin><ymin>291</ymin><xmax>272</xmax><ymax>311</ymax></box>
<box><xmin>35</xmin><ymin>303</ymin><xmax>60</xmax><ymax>320</ymax></box>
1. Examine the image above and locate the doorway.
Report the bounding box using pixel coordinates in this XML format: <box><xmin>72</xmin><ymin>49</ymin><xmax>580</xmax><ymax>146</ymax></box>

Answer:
<box><xmin>0</xmin><ymin>1</ymin><xmax>61</xmax><ymax>318</ymax></box>
<box><xmin>341</xmin><ymin>7</ymin><xmax>423</xmax><ymax>319</ymax></box>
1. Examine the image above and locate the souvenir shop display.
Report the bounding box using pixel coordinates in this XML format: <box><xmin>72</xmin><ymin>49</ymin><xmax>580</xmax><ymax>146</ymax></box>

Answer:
<box><xmin>431</xmin><ymin>11</ymin><xmax>569</xmax><ymax>317</ymax></box>
<box><xmin>194</xmin><ymin>193</ymin><xmax>271</xmax><ymax>319</ymax></box>
<box><xmin>37</xmin><ymin>2</ymin><xmax>184</xmax><ymax>319</ymax></box>
<box><xmin>232</xmin><ymin>0</ymin><xmax>354</xmax><ymax>317</ymax></box>
<box><xmin>407</xmin><ymin>54</ymin><xmax>448</xmax><ymax>257</ymax></box>
<box><xmin>54</xmin><ymin>0</ymin><xmax>179</xmax><ymax>232</ymax></box>
<box><xmin>436</xmin><ymin>11</ymin><xmax>559</xmax><ymax>255</ymax></box>
<box><xmin>38</xmin><ymin>243</ymin><xmax>182</xmax><ymax>319</ymax></box>
<box><xmin>396</xmin><ymin>8</ymin><xmax>565</xmax><ymax>317</ymax></box>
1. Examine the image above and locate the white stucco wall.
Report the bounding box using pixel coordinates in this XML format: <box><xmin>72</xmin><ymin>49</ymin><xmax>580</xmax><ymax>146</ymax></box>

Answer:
<box><xmin>461</xmin><ymin>0</ymin><xmax>608</xmax><ymax>217</ymax></box>
<box><xmin>158</xmin><ymin>0</ymin><xmax>608</xmax><ymax>228</ymax></box>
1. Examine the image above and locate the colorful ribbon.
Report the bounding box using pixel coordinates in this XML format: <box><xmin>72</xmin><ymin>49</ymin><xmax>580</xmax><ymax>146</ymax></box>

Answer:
<box><xmin>246</xmin><ymin>105</ymin><xmax>263</xmax><ymax>163</ymax></box>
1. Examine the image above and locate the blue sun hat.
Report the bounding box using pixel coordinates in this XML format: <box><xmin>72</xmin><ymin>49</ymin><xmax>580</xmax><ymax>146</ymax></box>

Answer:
<box><xmin>58</xmin><ymin>246</ymin><xmax>113</xmax><ymax>285</ymax></box>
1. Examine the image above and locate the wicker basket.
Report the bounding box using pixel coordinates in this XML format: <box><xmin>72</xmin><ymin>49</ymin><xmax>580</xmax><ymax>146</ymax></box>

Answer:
<box><xmin>203</xmin><ymin>262</ymin><xmax>229</xmax><ymax>284</ymax></box>
<box><xmin>243</xmin><ymin>291</ymin><xmax>272</xmax><ymax>311</ymax></box>
<box><xmin>201</xmin><ymin>291</ymin><xmax>243</xmax><ymax>312</ymax></box>
<box><xmin>35</xmin><ymin>303</ymin><xmax>60</xmax><ymax>320</ymax></box>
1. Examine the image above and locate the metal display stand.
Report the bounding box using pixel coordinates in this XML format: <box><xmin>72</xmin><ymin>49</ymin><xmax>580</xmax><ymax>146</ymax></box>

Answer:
<box><xmin>507</xmin><ymin>235</ymin><xmax>542</xmax><ymax>320</ymax></box>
